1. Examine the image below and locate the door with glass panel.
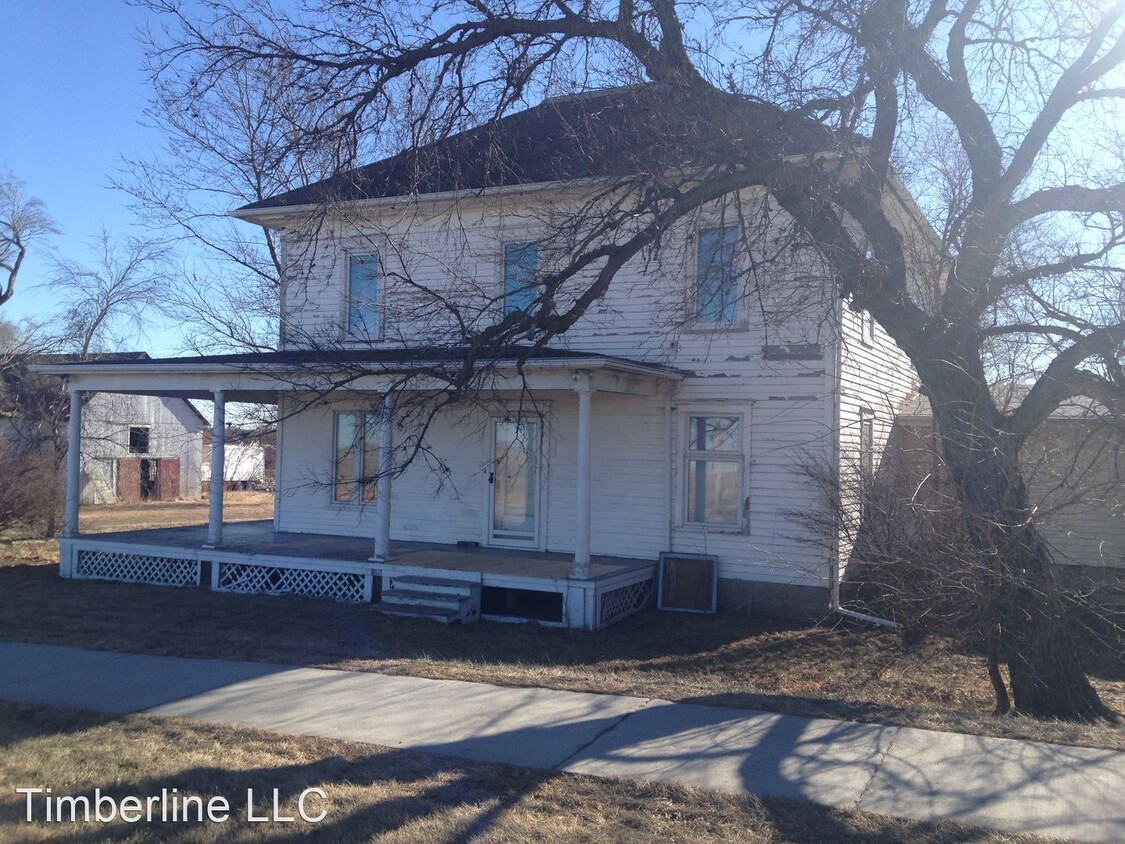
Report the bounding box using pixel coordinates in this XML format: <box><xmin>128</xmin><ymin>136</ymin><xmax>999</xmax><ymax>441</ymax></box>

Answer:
<box><xmin>488</xmin><ymin>419</ymin><xmax>541</xmax><ymax>546</ymax></box>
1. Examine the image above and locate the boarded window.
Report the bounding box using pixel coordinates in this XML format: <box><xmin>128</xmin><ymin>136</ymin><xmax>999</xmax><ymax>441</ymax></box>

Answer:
<box><xmin>659</xmin><ymin>553</ymin><xmax>718</xmax><ymax>613</ymax></box>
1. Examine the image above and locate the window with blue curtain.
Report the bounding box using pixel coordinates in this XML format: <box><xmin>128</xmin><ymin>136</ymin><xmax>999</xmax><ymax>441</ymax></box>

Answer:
<box><xmin>503</xmin><ymin>243</ymin><xmax>538</xmax><ymax>315</ymax></box>
<box><xmin>696</xmin><ymin>227</ymin><xmax>739</xmax><ymax>324</ymax></box>
<box><xmin>347</xmin><ymin>253</ymin><xmax>381</xmax><ymax>338</ymax></box>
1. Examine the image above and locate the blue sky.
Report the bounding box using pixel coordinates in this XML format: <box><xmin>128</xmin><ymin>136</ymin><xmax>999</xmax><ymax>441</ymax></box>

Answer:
<box><xmin>1</xmin><ymin>1</ymin><xmax>184</xmax><ymax>351</ymax></box>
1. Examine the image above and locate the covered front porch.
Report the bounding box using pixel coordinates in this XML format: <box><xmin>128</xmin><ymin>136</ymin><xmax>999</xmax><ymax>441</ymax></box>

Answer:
<box><xmin>58</xmin><ymin>520</ymin><xmax>657</xmax><ymax>628</ymax></box>
<box><xmin>38</xmin><ymin>347</ymin><xmax>680</xmax><ymax>629</ymax></box>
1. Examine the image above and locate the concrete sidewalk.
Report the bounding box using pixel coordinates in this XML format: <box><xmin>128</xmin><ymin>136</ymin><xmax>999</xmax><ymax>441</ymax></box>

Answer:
<box><xmin>1</xmin><ymin>642</ymin><xmax>1122</xmax><ymax>842</ymax></box>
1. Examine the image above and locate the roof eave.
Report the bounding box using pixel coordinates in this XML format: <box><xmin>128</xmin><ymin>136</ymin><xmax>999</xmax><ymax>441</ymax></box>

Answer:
<box><xmin>230</xmin><ymin>177</ymin><xmax>596</xmax><ymax>227</ymax></box>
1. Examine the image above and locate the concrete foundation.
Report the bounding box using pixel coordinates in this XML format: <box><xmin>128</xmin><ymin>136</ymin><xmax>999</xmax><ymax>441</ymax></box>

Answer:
<box><xmin>717</xmin><ymin>579</ymin><xmax>830</xmax><ymax>621</ymax></box>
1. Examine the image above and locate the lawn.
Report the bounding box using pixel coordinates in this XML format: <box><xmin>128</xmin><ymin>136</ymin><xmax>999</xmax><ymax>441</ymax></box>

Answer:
<box><xmin>1</xmin><ymin>490</ymin><xmax>274</xmax><ymax>562</ymax></box>
<box><xmin>0</xmin><ymin>700</ymin><xmax>1059</xmax><ymax>843</ymax></box>
<box><xmin>2</xmin><ymin>558</ymin><xmax>1122</xmax><ymax>752</ymax></box>
<box><xmin>1</xmin><ymin>496</ymin><xmax>1122</xmax><ymax>753</ymax></box>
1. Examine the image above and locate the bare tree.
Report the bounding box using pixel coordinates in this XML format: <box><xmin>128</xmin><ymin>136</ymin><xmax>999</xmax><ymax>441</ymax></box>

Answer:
<box><xmin>119</xmin><ymin>41</ymin><xmax>364</xmax><ymax>353</ymax></box>
<box><xmin>0</xmin><ymin>171</ymin><xmax>57</xmax><ymax>308</ymax></box>
<box><xmin>139</xmin><ymin>0</ymin><xmax>1125</xmax><ymax>721</ymax></box>
<box><xmin>46</xmin><ymin>230</ymin><xmax>170</xmax><ymax>357</ymax></box>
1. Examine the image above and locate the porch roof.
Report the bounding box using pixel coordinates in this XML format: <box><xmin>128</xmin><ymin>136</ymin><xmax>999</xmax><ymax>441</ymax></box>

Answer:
<box><xmin>32</xmin><ymin>346</ymin><xmax>683</xmax><ymax>402</ymax></box>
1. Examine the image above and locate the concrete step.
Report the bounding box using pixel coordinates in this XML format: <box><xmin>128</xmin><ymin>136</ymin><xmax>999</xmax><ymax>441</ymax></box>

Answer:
<box><xmin>390</xmin><ymin>575</ymin><xmax>477</xmax><ymax>596</ymax></box>
<box><xmin>373</xmin><ymin>602</ymin><xmax>460</xmax><ymax>624</ymax></box>
<box><xmin>381</xmin><ymin>589</ymin><xmax>463</xmax><ymax>610</ymax></box>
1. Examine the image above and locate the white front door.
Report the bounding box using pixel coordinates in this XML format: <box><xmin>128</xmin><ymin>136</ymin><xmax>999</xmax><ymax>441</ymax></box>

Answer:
<box><xmin>488</xmin><ymin>418</ymin><xmax>541</xmax><ymax>547</ymax></box>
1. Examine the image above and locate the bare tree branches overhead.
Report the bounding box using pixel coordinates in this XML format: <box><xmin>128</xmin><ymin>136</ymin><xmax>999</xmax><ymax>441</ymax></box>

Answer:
<box><xmin>137</xmin><ymin>0</ymin><xmax>1125</xmax><ymax>720</ymax></box>
<box><xmin>45</xmin><ymin>230</ymin><xmax>170</xmax><ymax>357</ymax></box>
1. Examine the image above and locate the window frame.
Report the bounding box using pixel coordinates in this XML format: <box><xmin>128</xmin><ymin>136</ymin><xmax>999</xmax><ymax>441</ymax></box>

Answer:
<box><xmin>693</xmin><ymin>226</ymin><xmax>742</xmax><ymax>328</ymax></box>
<box><xmin>861</xmin><ymin>309</ymin><xmax>876</xmax><ymax>346</ymax></box>
<box><xmin>502</xmin><ymin>242</ymin><xmax>540</xmax><ymax>316</ymax></box>
<box><xmin>681</xmin><ymin>412</ymin><xmax>747</xmax><ymax>531</ymax></box>
<box><xmin>332</xmin><ymin>410</ymin><xmax>380</xmax><ymax>505</ymax></box>
<box><xmin>342</xmin><ymin>250</ymin><xmax>384</xmax><ymax>342</ymax></box>
<box><xmin>859</xmin><ymin>408</ymin><xmax>875</xmax><ymax>477</ymax></box>
<box><xmin>128</xmin><ymin>426</ymin><xmax>151</xmax><ymax>455</ymax></box>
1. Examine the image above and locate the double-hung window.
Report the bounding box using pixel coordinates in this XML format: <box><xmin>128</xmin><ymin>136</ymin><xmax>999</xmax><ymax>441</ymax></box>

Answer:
<box><xmin>696</xmin><ymin>227</ymin><xmax>739</xmax><ymax>324</ymax></box>
<box><xmin>334</xmin><ymin>411</ymin><xmax>381</xmax><ymax>503</ymax></box>
<box><xmin>685</xmin><ymin>415</ymin><xmax>743</xmax><ymax>527</ymax></box>
<box><xmin>503</xmin><ymin>243</ymin><xmax>539</xmax><ymax>315</ymax></box>
<box><xmin>347</xmin><ymin>253</ymin><xmax>381</xmax><ymax>339</ymax></box>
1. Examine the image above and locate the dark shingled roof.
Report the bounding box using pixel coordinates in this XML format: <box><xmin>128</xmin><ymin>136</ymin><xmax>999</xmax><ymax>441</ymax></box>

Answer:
<box><xmin>239</xmin><ymin>84</ymin><xmax>842</xmax><ymax>211</ymax></box>
<box><xmin>17</xmin><ymin>351</ymin><xmax>151</xmax><ymax>364</ymax></box>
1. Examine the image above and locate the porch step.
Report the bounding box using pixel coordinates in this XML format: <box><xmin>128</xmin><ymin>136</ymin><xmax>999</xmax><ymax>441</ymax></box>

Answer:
<box><xmin>374</xmin><ymin>575</ymin><xmax>481</xmax><ymax>625</ymax></box>
<box><xmin>389</xmin><ymin>575</ymin><xmax>476</xmax><ymax>597</ymax></box>
<box><xmin>373</xmin><ymin>602</ymin><xmax>464</xmax><ymax>624</ymax></box>
<box><xmin>380</xmin><ymin>588</ymin><xmax>463</xmax><ymax>611</ymax></box>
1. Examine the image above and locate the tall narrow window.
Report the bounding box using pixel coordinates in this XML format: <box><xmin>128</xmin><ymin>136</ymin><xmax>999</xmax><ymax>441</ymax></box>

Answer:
<box><xmin>862</xmin><ymin>310</ymin><xmax>876</xmax><ymax>344</ymax></box>
<box><xmin>859</xmin><ymin>410</ymin><xmax>875</xmax><ymax>477</ymax></box>
<box><xmin>696</xmin><ymin>227</ymin><xmax>739</xmax><ymax>324</ymax></box>
<box><xmin>503</xmin><ymin>243</ymin><xmax>538</xmax><ymax>315</ymax></box>
<box><xmin>347</xmin><ymin>254</ymin><xmax>381</xmax><ymax>339</ymax></box>
<box><xmin>334</xmin><ymin>411</ymin><xmax>380</xmax><ymax>503</ymax></box>
<box><xmin>685</xmin><ymin>415</ymin><xmax>743</xmax><ymax>527</ymax></box>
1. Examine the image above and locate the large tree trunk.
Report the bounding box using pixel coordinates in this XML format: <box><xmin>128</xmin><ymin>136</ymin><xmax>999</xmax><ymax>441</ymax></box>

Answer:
<box><xmin>927</xmin><ymin>378</ymin><xmax>1113</xmax><ymax>722</ymax></box>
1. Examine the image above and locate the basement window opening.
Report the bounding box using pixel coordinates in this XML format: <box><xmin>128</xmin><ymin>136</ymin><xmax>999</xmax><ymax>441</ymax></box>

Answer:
<box><xmin>481</xmin><ymin>587</ymin><xmax>563</xmax><ymax>623</ymax></box>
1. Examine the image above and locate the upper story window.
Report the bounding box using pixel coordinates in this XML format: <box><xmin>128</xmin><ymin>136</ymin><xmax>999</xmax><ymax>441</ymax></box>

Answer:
<box><xmin>503</xmin><ymin>243</ymin><xmax>539</xmax><ymax>315</ymax></box>
<box><xmin>862</xmin><ymin>309</ymin><xmax>876</xmax><ymax>345</ymax></box>
<box><xmin>128</xmin><ymin>426</ymin><xmax>150</xmax><ymax>454</ymax></box>
<box><xmin>347</xmin><ymin>253</ymin><xmax>381</xmax><ymax>340</ymax></box>
<box><xmin>696</xmin><ymin>227</ymin><xmax>740</xmax><ymax>324</ymax></box>
<box><xmin>334</xmin><ymin>411</ymin><xmax>380</xmax><ymax>503</ymax></box>
<box><xmin>685</xmin><ymin>414</ymin><xmax>743</xmax><ymax>528</ymax></box>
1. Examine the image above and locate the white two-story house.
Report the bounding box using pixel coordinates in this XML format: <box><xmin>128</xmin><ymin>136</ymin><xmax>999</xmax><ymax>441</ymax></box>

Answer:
<box><xmin>40</xmin><ymin>85</ymin><xmax>916</xmax><ymax>628</ymax></box>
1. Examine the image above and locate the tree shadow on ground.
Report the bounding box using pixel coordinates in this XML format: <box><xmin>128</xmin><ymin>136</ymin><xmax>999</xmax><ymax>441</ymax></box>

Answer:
<box><xmin>1</xmin><ymin>699</ymin><xmax>1071</xmax><ymax>843</ymax></box>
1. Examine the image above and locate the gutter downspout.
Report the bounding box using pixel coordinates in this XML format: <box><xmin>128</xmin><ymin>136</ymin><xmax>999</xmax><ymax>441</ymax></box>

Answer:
<box><xmin>828</xmin><ymin>297</ymin><xmax>899</xmax><ymax>631</ymax></box>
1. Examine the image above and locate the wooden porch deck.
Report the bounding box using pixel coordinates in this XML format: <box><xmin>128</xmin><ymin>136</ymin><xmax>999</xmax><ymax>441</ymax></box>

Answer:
<box><xmin>86</xmin><ymin>520</ymin><xmax>655</xmax><ymax>583</ymax></box>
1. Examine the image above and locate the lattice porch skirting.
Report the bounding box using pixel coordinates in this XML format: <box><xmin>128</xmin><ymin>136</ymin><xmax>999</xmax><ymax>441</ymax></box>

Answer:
<box><xmin>74</xmin><ymin>548</ymin><xmax>200</xmax><ymax>588</ymax></box>
<box><xmin>214</xmin><ymin>559</ymin><xmax>370</xmax><ymax>603</ymax></box>
<box><xmin>597</xmin><ymin>578</ymin><xmax>655</xmax><ymax>627</ymax></box>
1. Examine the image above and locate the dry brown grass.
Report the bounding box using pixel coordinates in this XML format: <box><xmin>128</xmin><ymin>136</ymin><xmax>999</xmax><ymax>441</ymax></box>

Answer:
<box><xmin>0</xmin><ymin>491</ymin><xmax>274</xmax><ymax>562</ymax></box>
<box><xmin>0</xmin><ymin>700</ymin><xmax>1056</xmax><ymax>843</ymax></box>
<box><xmin>1</xmin><ymin>547</ymin><xmax>1122</xmax><ymax>752</ymax></box>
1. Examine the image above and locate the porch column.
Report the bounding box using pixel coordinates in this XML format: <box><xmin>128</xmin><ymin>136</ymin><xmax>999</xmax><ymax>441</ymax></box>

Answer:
<box><xmin>63</xmin><ymin>388</ymin><xmax>82</xmax><ymax>537</ymax></box>
<box><xmin>204</xmin><ymin>390</ymin><xmax>226</xmax><ymax>548</ymax></box>
<box><xmin>571</xmin><ymin>377</ymin><xmax>593</xmax><ymax>579</ymax></box>
<box><xmin>372</xmin><ymin>392</ymin><xmax>395</xmax><ymax>562</ymax></box>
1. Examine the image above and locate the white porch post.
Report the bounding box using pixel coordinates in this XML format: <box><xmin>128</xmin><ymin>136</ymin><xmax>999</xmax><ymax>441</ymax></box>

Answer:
<box><xmin>372</xmin><ymin>392</ymin><xmax>395</xmax><ymax>562</ymax></box>
<box><xmin>63</xmin><ymin>388</ymin><xmax>83</xmax><ymax>537</ymax></box>
<box><xmin>571</xmin><ymin>376</ymin><xmax>593</xmax><ymax>579</ymax></box>
<box><xmin>205</xmin><ymin>390</ymin><xmax>226</xmax><ymax>548</ymax></box>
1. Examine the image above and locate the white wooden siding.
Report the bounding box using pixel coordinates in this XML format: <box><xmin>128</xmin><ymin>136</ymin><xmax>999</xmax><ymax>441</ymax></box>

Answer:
<box><xmin>836</xmin><ymin>304</ymin><xmax>917</xmax><ymax>576</ymax></box>
<box><xmin>270</xmin><ymin>188</ymin><xmax>910</xmax><ymax>586</ymax></box>
<box><xmin>276</xmin><ymin>392</ymin><xmax>669</xmax><ymax>560</ymax></box>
